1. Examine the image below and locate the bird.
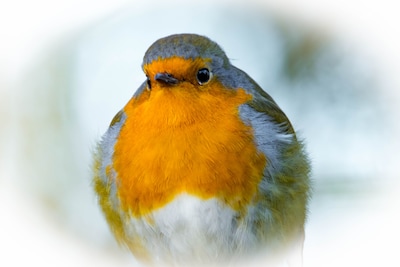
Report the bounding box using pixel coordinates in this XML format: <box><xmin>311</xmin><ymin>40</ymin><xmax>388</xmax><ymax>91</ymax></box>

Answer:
<box><xmin>93</xmin><ymin>33</ymin><xmax>311</xmax><ymax>267</ymax></box>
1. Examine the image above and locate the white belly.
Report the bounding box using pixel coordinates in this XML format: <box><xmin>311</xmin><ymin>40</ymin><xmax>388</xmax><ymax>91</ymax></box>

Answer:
<box><xmin>123</xmin><ymin>194</ymin><xmax>267</xmax><ymax>266</ymax></box>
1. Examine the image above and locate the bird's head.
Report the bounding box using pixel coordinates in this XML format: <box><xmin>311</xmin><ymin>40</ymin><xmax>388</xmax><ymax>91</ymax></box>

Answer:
<box><xmin>142</xmin><ymin>34</ymin><xmax>230</xmax><ymax>92</ymax></box>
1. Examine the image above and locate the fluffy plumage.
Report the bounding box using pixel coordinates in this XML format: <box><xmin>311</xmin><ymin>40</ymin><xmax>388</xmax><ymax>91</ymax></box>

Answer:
<box><xmin>93</xmin><ymin>34</ymin><xmax>311</xmax><ymax>266</ymax></box>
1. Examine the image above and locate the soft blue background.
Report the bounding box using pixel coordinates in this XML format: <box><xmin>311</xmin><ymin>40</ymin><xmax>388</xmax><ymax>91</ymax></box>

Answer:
<box><xmin>1</xmin><ymin>1</ymin><xmax>399</xmax><ymax>266</ymax></box>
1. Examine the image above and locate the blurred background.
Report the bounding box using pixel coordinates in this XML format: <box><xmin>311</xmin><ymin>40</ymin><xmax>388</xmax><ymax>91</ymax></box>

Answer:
<box><xmin>1</xmin><ymin>0</ymin><xmax>399</xmax><ymax>266</ymax></box>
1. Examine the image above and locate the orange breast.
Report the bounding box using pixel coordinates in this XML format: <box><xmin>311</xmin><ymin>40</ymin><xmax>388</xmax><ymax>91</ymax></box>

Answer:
<box><xmin>113</xmin><ymin>80</ymin><xmax>267</xmax><ymax>216</ymax></box>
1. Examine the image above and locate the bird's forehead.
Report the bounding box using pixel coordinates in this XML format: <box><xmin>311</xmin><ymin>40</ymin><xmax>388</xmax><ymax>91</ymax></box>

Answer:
<box><xmin>143</xmin><ymin>56</ymin><xmax>209</xmax><ymax>78</ymax></box>
<box><xmin>142</xmin><ymin>34</ymin><xmax>228</xmax><ymax>67</ymax></box>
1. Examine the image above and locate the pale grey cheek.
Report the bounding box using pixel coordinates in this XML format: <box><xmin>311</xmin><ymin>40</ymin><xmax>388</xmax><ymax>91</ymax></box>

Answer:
<box><xmin>97</xmin><ymin>111</ymin><xmax>127</xmax><ymax>183</ymax></box>
<box><xmin>96</xmin><ymin>112</ymin><xmax>127</xmax><ymax>210</ymax></box>
<box><xmin>238</xmin><ymin>104</ymin><xmax>294</xmax><ymax>175</ymax></box>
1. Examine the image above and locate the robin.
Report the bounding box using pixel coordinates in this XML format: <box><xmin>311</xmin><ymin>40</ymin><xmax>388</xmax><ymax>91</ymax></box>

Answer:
<box><xmin>93</xmin><ymin>34</ymin><xmax>311</xmax><ymax>266</ymax></box>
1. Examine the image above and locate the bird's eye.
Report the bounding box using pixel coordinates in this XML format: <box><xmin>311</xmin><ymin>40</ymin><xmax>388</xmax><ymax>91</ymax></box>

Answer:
<box><xmin>146</xmin><ymin>76</ymin><xmax>152</xmax><ymax>89</ymax></box>
<box><xmin>196</xmin><ymin>68</ymin><xmax>212</xmax><ymax>85</ymax></box>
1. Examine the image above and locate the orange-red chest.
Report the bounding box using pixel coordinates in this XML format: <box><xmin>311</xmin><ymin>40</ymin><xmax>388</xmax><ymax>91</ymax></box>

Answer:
<box><xmin>112</xmin><ymin>83</ymin><xmax>267</xmax><ymax>217</ymax></box>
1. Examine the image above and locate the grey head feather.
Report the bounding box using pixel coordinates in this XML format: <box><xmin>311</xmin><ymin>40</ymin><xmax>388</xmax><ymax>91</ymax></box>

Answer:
<box><xmin>142</xmin><ymin>34</ymin><xmax>229</xmax><ymax>70</ymax></box>
<box><xmin>142</xmin><ymin>34</ymin><xmax>247</xmax><ymax>92</ymax></box>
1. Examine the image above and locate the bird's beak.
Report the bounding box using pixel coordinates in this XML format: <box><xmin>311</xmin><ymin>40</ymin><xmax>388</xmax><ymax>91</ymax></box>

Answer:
<box><xmin>155</xmin><ymin>72</ymin><xmax>179</xmax><ymax>85</ymax></box>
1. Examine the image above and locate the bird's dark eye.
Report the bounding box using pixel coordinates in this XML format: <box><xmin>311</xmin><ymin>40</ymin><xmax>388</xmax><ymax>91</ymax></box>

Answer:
<box><xmin>146</xmin><ymin>76</ymin><xmax>152</xmax><ymax>89</ymax></box>
<box><xmin>196</xmin><ymin>68</ymin><xmax>212</xmax><ymax>85</ymax></box>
